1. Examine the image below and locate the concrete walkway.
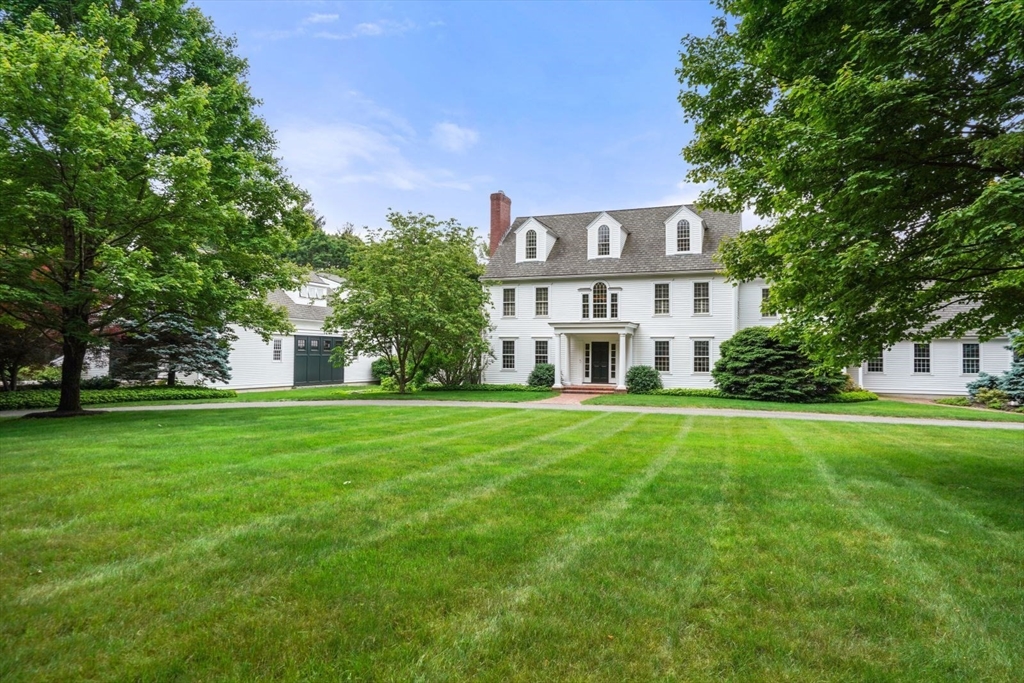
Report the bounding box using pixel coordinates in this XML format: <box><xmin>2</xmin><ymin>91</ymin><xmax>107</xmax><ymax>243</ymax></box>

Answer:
<box><xmin>3</xmin><ymin>399</ymin><xmax>1022</xmax><ymax>430</ymax></box>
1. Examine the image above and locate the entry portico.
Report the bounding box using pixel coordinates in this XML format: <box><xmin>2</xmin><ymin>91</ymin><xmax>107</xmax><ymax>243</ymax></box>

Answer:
<box><xmin>548</xmin><ymin>321</ymin><xmax>638</xmax><ymax>391</ymax></box>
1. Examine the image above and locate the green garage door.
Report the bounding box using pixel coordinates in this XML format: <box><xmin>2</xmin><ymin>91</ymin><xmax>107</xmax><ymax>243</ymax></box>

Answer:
<box><xmin>293</xmin><ymin>336</ymin><xmax>345</xmax><ymax>386</ymax></box>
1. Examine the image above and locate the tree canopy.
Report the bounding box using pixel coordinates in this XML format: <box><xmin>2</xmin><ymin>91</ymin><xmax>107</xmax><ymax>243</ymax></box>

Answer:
<box><xmin>324</xmin><ymin>212</ymin><xmax>490</xmax><ymax>393</ymax></box>
<box><xmin>286</xmin><ymin>218</ymin><xmax>363</xmax><ymax>272</ymax></box>
<box><xmin>0</xmin><ymin>1</ymin><xmax>313</xmax><ymax>412</ymax></box>
<box><xmin>678</xmin><ymin>0</ymin><xmax>1024</xmax><ymax>364</ymax></box>
<box><xmin>110</xmin><ymin>314</ymin><xmax>234</xmax><ymax>387</ymax></box>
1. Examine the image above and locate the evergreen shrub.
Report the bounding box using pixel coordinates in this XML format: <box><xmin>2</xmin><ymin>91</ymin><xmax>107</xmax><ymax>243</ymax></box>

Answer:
<box><xmin>0</xmin><ymin>386</ymin><xmax>236</xmax><ymax>411</ymax></box>
<box><xmin>711</xmin><ymin>327</ymin><xmax>846</xmax><ymax>402</ymax></box>
<box><xmin>527</xmin><ymin>363</ymin><xmax>555</xmax><ymax>388</ymax></box>
<box><xmin>626</xmin><ymin>365</ymin><xmax>662</xmax><ymax>394</ymax></box>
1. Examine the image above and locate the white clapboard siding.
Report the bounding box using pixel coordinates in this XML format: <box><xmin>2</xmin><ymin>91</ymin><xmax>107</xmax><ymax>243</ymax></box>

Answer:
<box><xmin>858</xmin><ymin>339</ymin><xmax>1013</xmax><ymax>395</ymax></box>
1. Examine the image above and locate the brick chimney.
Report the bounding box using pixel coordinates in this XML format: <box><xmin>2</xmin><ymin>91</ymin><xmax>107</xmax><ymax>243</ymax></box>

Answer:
<box><xmin>489</xmin><ymin>191</ymin><xmax>512</xmax><ymax>256</ymax></box>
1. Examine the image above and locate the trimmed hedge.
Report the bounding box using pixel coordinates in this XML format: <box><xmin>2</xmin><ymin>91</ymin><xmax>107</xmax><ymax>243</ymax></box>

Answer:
<box><xmin>420</xmin><ymin>383</ymin><xmax>552</xmax><ymax>393</ymax></box>
<box><xmin>625</xmin><ymin>365</ymin><xmax>662</xmax><ymax>394</ymax></box>
<box><xmin>830</xmin><ymin>390</ymin><xmax>879</xmax><ymax>403</ymax></box>
<box><xmin>0</xmin><ymin>386</ymin><xmax>237</xmax><ymax>411</ymax></box>
<box><xmin>527</xmin><ymin>363</ymin><xmax>555</xmax><ymax>388</ymax></box>
<box><xmin>935</xmin><ymin>396</ymin><xmax>971</xmax><ymax>406</ymax></box>
<box><xmin>652</xmin><ymin>388</ymin><xmax>725</xmax><ymax>398</ymax></box>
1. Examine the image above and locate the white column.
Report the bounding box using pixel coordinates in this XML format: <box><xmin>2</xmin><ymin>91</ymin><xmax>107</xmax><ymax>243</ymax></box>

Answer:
<box><xmin>616</xmin><ymin>333</ymin><xmax>627</xmax><ymax>390</ymax></box>
<box><xmin>552</xmin><ymin>333</ymin><xmax>564</xmax><ymax>389</ymax></box>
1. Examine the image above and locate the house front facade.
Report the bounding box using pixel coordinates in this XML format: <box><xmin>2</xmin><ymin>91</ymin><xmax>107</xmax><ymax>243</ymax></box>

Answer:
<box><xmin>480</xmin><ymin>192</ymin><xmax>1013</xmax><ymax>395</ymax></box>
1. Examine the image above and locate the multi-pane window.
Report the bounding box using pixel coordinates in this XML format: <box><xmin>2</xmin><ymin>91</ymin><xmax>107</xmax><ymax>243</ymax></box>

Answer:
<box><xmin>654</xmin><ymin>283</ymin><xmax>670</xmax><ymax>314</ymax></box>
<box><xmin>535</xmin><ymin>287</ymin><xmax>548</xmax><ymax>316</ymax></box>
<box><xmin>503</xmin><ymin>288</ymin><xmax>516</xmax><ymax>317</ymax></box>
<box><xmin>597</xmin><ymin>225</ymin><xmax>610</xmax><ymax>256</ymax></box>
<box><xmin>654</xmin><ymin>340</ymin><xmax>671</xmax><ymax>372</ymax></box>
<box><xmin>272</xmin><ymin>338</ymin><xmax>282</xmax><ymax>361</ymax></box>
<box><xmin>525</xmin><ymin>229</ymin><xmax>537</xmax><ymax>259</ymax></box>
<box><xmin>592</xmin><ymin>282</ymin><xmax>608</xmax><ymax>318</ymax></box>
<box><xmin>867</xmin><ymin>349</ymin><xmax>884</xmax><ymax>373</ymax></box>
<box><xmin>502</xmin><ymin>340</ymin><xmax>516</xmax><ymax>369</ymax></box>
<box><xmin>913</xmin><ymin>343</ymin><xmax>930</xmax><ymax>373</ymax></box>
<box><xmin>761</xmin><ymin>287</ymin><xmax>774</xmax><ymax>317</ymax></box>
<box><xmin>962</xmin><ymin>343</ymin><xmax>980</xmax><ymax>374</ymax></box>
<box><xmin>611</xmin><ymin>343</ymin><xmax>617</xmax><ymax>380</ymax></box>
<box><xmin>535</xmin><ymin>340</ymin><xmax>549</xmax><ymax>366</ymax></box>
<box><xmin>297</xmin><ymin>338</ymin><xmax>306</xmax><ymax>350</ymax></box>
<box><xmin>694</xmin><ymin>282</ymin><xmax>710</xmax><ymax>314</ymax></box>
<box><xmin>581</xmin><ymin>293</ymin><xmax>590</xmax><ymax>319</ymax></box>
<box><xmin>584</xmin><ymin>343</ymin><xmax>591</xmax><ymax>379</ymax></box>
<box><xmin>610</xmin><ymin>293</ymin><xmax>618</xmax><ymax>318</ymax></box>
<box><xmin>311</xmin><ymin>339</ymin><xmax>319</xmax><ymax>349</ymax></box>
<box><xmin>693</xmin><ymin>340</ymin><xmax>710</xmax><ymax>373</ymax></box>
<box><xmin>677</xmin><ymin>220</ymin><xmax>690</xmax><ymax>252</ymax></box>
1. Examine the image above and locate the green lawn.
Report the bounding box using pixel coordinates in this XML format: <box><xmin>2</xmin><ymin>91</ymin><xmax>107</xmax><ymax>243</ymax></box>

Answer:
<box><xmin>585</xmin><ymin>393</ymin><xmax>1024</xmax><ymax>423</ymax></box>
<box><xmin>1</xmin><ymin>407</ymin><xmax>1021</xmax><ymax>681</ymax></box>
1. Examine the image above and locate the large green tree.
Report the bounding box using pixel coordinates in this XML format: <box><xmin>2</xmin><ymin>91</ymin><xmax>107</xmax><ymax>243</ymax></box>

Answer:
<box><xmin>0</xmin><ymin>2</ymin><xmax>312</xmax><ymax>413</ymax></box>
<box><xmin>678</xmin><ymin>0</ymin><xmax>1024</xmax><ymax>364</ymax></box>
<box><xmin>286</xmin><ymin>217</ymin><xmax>363</xmax><ymax>272</ymax></box>
<box><xmin>324</xmin><ymin>212</ymin><xmax>490</xmax><ymax>393</ymax></box>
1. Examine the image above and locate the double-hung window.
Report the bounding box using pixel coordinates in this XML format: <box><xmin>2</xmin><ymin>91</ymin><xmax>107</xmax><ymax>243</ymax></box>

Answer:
<box><xmin>761</xmin><ymin>288</ymin><xmax>774</xmax><ymax>317</ymax></box>
<box><xmin>962</xmin><ymin>343</ymin><xmax>980</xmax><ymax>374</ymax></box>
<box><xmin>597</xmin><ymin>225</ymin><xmax>610</xmax><ymax>256</ymax></box>
<box><xmin>694</xmin><ymin>282</ymin><xmax>710</xmax><ymax>314</ymax></box>
<box><xmin>535</xmin><ymin>287</ymin><xmax>548</xmax><ymax>316</ymax></box>
<box><xmin>610</xmin><ymin>292</ymin><xmax>618</xmax><ymax>318</ymax></box>
<box><xmin>581</xmin><ymin>293</ymin><xmax>590</xmax><ymax>319</ymax></box>
<box><xmin>654</xmin><ymin>340</ymin><xmax>671</xmax><ymax>372</ymax></box>
<box><xmin>592</xmin><ymin>283</ymin><xmax>608</xmax><ymax>318</ymax></box>
<box><xmin>535</xmin><ymin>340</ymin><xmax>549</xmax><ymax>366</ymax></box>
<box><xmin>502</xmin><ymin>340</ymin><xmax>516</xmax><ymax>369</ymax></box>
<box><xmin>693</xmin><ymin>340</ymin><xmax>710</xmax><ymax>373</ymax></box>
<box><xmin>867</xmin><ymin>349</ymin><xmax>884</xmax><ymax>373</ymax></box>
<box><xmin>502</xmin><ymin>288</ymin><xmax>516</xmax><ymax>317</ymax></box>
<box><xmin>272</xmin><ymin>339</ymin><xmax>282</xmax><ymax>361</ymax></box>
<box><xmin>525</xmin><ymin>230</ymin><xmax>537</xmax><ymax>259</ymax></box>
<box><xmin>913</xmin><ymin>343</ymin><xmax>930</xmax><ymax>373</ymax></box>
<box><xmin>677</xmin><ymin>220</ymin><xmax>690</xmax><ymax>252</ymax></box>
<box><xmin>654</xmin><ymin>283</ymin><xmax>670</xmax><ymax>315</ymax></box>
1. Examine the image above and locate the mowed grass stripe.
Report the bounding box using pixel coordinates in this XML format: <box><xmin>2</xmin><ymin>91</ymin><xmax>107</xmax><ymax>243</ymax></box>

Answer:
<box><xmin>11</xmin><ymin>409</ymin><xmax>567</xmax><ymax>602</ymax></box>
<box><xmin>401</xmin><ymin>417</ymin><xmax>697</xmax><ymax>680</ymax></box>
<box><xmin>777</xmin><ymin>421</ymin><xmax>1017</xmax><ymax>679</ymax></box>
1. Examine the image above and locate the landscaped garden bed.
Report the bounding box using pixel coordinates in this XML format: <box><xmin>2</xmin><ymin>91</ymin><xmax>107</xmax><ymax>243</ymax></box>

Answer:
<box><xmin>0</xmin><ymin>386</ymin><xmax>237</xmax><ymax>411</ymax></box>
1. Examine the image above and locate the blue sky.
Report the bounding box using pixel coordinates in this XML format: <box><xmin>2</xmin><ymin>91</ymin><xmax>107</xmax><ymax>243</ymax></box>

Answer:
<box><xmin>195</xmin><ymin>0</ymin><xmax>723</xmax><ymax>238</ymax></box>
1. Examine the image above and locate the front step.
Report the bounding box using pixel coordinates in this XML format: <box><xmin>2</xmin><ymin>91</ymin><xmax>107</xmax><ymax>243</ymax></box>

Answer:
<box><xmin>561</xmin><ymin>384</ymin><xmax>619</xmax><ymax>394</ymax></box>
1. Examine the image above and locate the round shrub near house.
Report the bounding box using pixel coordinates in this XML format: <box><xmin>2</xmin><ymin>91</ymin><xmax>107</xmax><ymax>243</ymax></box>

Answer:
<box><xmin>625</xmin><ymin>365</ymin><xmax>662</xmax><ymax>394</ymax></box>
<box><xmin>711</xmin><ymin>327</ymin><xmax>847</xmax><ymax>402</ymax></box>
<box><xmin>527</xmin><ymin>363</ymin><xmax>555</xmax><ymax>388</ymax></box>
<box><xmin>370</xmin><ymin>357</ymin><xmax>396</xmax><ymax>384</ymax></box>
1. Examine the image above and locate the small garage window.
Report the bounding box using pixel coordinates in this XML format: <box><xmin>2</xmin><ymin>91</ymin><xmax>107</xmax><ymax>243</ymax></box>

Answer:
<box><xmin>272</xmin><ymin>339</ymin><xmax>282</xmax><ymax>361</ymax></box>
<box><xmin>323</xmin><ymin>339</ymin><xmax>332</xmax><ymax>351</ymax></box>
<box><xmin>311</xmin><ymin>339</ymin><xmax>319</xmax><ymax>349</ymax></box>
<box><xmin>297</xmin><ymin>339</ymin><xmax>306</xmax><ymax>350</ymax></box>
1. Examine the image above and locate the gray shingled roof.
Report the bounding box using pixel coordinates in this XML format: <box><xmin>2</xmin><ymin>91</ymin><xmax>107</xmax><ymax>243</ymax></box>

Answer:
<box><xmin>268</xmin><ymin>289</ymin><xmax>330</xmax><ymax>322</ymax></box>
<box><xmin>482</xmin><ymin>205</ymin><xmax>741</xmax><ymax>280</ymax></box>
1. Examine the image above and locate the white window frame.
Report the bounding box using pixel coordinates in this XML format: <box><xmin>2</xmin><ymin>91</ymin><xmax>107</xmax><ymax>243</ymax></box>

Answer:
<box><xmin>693</xmin><ymin>339</ymin><xmax>711</xmax><ymax>374</ymax></box>
<box><xmin>597</xmin><ymin>225</ymin><xmax>610</xmax><ymax>256</ymax></box>
<box><xmin>535</xmin><ymin>286</ymin><xmax>548</xmax><ymax>317</ymax></box>
<box><xmin>677</xmin><ymin>220</ymin><xmax>690</xmax><ymax>252</ymax></box>
<box><xmin>961</xmin><ymin>342</ymin><xmax>980</xmax><ymax>375</ymax></box>
<box><xmin>866</xmin><ymin>348</ymin><xmax>884</xmax><ymax>373</ymax></box>
<box><xmin>610</xmin><ymin>292</ymin><xmax>618</xmax><ymax>319</ymax></box>
<box><xmin>535</xmin><ymin>339</ymin><xmax>549</xmax><ymax>367</ymax></box>
<box><xmin>525</xmin><ymin>229</ymin><xmax>537</xmax><ymax>260</ymax></box>
<box><xmin>272</xmin><ymin>338</ymin><xmax>282</xmax><ymax>362</ymax></box>
<box><xmin>693</xmin><ymin>281</ymin><xmax>711</xmax><ymax>315</ymax></box>
<box><xmin>502</xmin><ymin>288</ymin><xmax>516</xmax><ymax>317</ymax></box>
<box><xmin>610</xmin><ymin>342</ymin><xmax>617</xmax><ymax>380</ymax></box>
<box><xmin>654</xmin><ymin>283</ymin><xmax>670</xmax><ymax>315</ymax></box>
<box><xmin>501</xmin><ymin>339</ymin><xmax>516</xmax><ymax>370</ymax></box>
<box><xmin>581</xmin><ymin>293</ymin><xmax>590</xmax><ymax>319</ymax></box>
<box><xmin>654</xmin><ymin>339</ymin><xmax>671</xmax><ymax>373</ymax></box>
<box><xmin>592</xmin><ymin>282</ymin><xmax>608</xmax><ymax>319</ymax></box>
<box><xmin>913</xmin><ymin>343</ymin><xmax>931</xmax><ymax>374</ymax></box>
<box><xmin>584</xmin><ymin>342</ymin><xmax>591</xmax><ymax>379</ymax></box>
<box><xmin>761</xmin><ymin>287</ymin><xmax>775</xmax><ymax>318</ymax></box>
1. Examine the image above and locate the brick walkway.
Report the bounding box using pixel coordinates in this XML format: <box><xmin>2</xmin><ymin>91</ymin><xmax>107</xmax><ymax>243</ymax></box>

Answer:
<box><xmin>535</xmin><ymin>392</ymin><xmax>604</xmax><ymax>405</ymax></box>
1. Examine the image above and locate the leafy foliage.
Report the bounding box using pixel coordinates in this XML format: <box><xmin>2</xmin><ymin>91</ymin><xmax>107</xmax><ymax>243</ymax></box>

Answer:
<box><xmin>974</xmin><ymin>388</ymin><xmax>1011</xmax><ymax>410</ymax></box>
<box><xmin>0</xmin><ymin>4</ymin><xmax>312</xmax><ymax>411</ymax></box>
<box><xmin>420</xmin><ymin>384</ymin><xmax>552</xmax><ymax>393</ymax></box>
<box><xmin>370</xmin><ymin>357</ymin><xmax>396</xmax><ymax>383</ymax></box>
<box><xmin>286</xmin><ymin>219</ymin><xmax>363</xmax><ymax>272</ymax></box>
<box><xmin>652</xmin><ymin>388</ymin><xmax>725</xmax><ymax>398</ymax></box>
<box><xmin>678</xmin><ymin>0</ymin><xmax>1024</xmax><ymax>365</ymax></box>
<box><xmin>830</xmin><ymin>391</ymin><xmax>880</xmax><ymax>403</ymax></box>
<box><xmin>0</xmin><ymin>386</ymin><xmax>235</xmax><ymax>411</ymax></box>
<box><xmin>324</xmin><ymin>212</ymin><xmax>490</xmax><ymax>393</ymax></box>
<box><xmin>712</xmin><ymin>327</ymin><xmax>847</xmax><ymax>402</ymax></box>
<box><xmin>0</xmin><ymin>319</ymin><xmax>60</xmax><ymax>391</ymax></box>
<box><xmin>966</xmin><ymin>373</ymin><xmax>1003</xmax><ymax>399</ymax></box>
<box><xmin>111</xmin><ymin>315</ymin><xmax>234</xmax><ymax>387</ymax></box>
<box><xmin>425</xmin><ymin>342</ymin><xmax>491</xmax><ymax>389</ymax></box>
<box><xmin>935</xmin><ymin>396</ymin><xmax>972</xmax><ymax>407</ymax></box>
<box><xmin>527</xmin><ymin>363</ymin><xmax>555</xmax><ymax>388</ymax></box>
<box><xmin>625</xmin><ymin>365</ymin><xmax>662</xmax><ymax>394</ymax></box>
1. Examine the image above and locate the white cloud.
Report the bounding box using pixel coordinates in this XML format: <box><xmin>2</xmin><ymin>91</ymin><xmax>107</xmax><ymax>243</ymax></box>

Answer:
<box><xmin>658</xmin><ymin>179</ymin><xmax>764</xmax><ymax>230</ymax></box>
<box><xmin>431</xmin><ymin>122</ymin><xmax>480</xmax><ymax>153</ymax></box>
<box><xmin>278</xmin><ymin>123</ymin><xmax>474</xmax><ymax>192</ymax></box>
<box><xmin>315</xmin><ymin>19</ymin><xmax>417</xmax><ymax>41</ymax></box>
<box><xmin>303</xmin><ymin>13</ymin><xmax>339</xmax><ymax>25</ymax></box>
<box><xmin>346</xmin><ymin>90</ymin><xmax>416</xmax><ymax>140</ymax></box>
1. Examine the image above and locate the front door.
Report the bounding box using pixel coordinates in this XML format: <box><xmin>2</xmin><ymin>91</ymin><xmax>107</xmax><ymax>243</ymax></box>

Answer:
<box><xmin>591</xmin><ymin>341</ymin><xmax>610</xmax><ymax>384</ymax></box>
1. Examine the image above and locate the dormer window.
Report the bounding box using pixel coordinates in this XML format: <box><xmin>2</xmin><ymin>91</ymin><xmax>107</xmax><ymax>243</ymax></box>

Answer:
<box><xmin>677</xmin><ymin>220</ymin><xmax>690</xmax><ymax>252</ymax></box>
<box><xmin>597</xmin><ymin>225</ymin><xmax>610</xmax><ymax>256</ymax></box>
<box><xmin>525</xmin><ymin>229</ymin><xmax>537</xmax><ymax>259</ymax></box>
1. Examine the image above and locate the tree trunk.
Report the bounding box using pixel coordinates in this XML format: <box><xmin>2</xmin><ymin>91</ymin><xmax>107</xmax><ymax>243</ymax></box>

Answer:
<box><xmin>9</xmin><ymin>366</ymin><xmax>19</xmax><ymax>392</ymax></box>
<box><xmin>166</xmin><ymin>368</ymin><xmax>176</xmax><ymax>387</ymax></box>
<box><xmin>57</xmin><ymin>337</ymin><xmax>87</xmax><ymax>413</ymax></box>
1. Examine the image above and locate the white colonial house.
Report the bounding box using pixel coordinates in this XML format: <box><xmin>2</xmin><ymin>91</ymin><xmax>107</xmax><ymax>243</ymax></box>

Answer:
<box><xmin>481</xmin><ymin>192</ymin><xmax>1013</xmax><ymax>395</ymax></box>
<box><xmin>210</xmin><ymin>273</ymin><xmax>375</xmax><ymax>390</ymax></box>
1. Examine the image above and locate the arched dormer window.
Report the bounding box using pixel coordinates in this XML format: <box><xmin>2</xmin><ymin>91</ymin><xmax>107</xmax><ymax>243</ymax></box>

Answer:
<box><xmin>597</xmin><ymin>225</ymin><xmax>610</xmax><ymax>256</ymax></box>
<box><xmin>525</xmin><ymin>229</ymin><xmax>537</xmax><ymax>259</ymax></box>
<box><xmin>677</xmin><ymin>220</ymin><xmax>690</xmax><ymax>252</ymax></box>
<box><xmin>592</xmin><ymin>282</ymin><xmax>608</xmax><ymax>318</ymax></box>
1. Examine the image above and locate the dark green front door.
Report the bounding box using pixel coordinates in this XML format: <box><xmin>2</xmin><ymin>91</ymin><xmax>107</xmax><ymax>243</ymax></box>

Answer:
<box><xmin>591</xmin><ymin>342</ymin><xmax>610</xmax><ymax>384</ymax></box>
<box><xmin>294</xmin><ymin>336</ymin><xmax>345</xmax><ymax>385</ymax></box>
